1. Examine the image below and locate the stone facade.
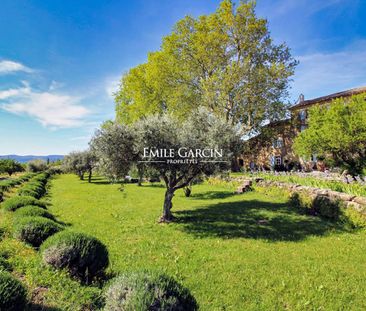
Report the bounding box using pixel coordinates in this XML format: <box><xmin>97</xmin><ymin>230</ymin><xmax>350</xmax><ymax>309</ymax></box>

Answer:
<box><xmin>239</xmin><ymin>119</ymin><xmax>298</xmax><ymax>170</ymax></box>
<box><xmin>239</xmin><ymin>86</ymin><xmax>366</xmax><ymax>171</ymax></box>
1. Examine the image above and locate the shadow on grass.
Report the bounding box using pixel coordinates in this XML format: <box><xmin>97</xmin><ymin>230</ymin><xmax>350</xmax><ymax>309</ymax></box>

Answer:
<box><xmin>89</xmin><ymin>180</ymin><xmax>118</xmax><ymax>185</ymax></box>
<box><xmin>142</xmin><ymin>183</ymin><xmax>165</xmax><ymax>188</ymax></box>
<box><xmin>27</xmin><ymin>303</ymin><xmax>61</xmax><ymax>311</ymax></box>
<box><xmin>189</xmin><ymin>190</ymin><xmax>236</xmax><ymax>200</ymax></box>
<box><xmin>175</xmin><ymin>199</ymin><xmax>348</xmax><ymax>242</ymax></box>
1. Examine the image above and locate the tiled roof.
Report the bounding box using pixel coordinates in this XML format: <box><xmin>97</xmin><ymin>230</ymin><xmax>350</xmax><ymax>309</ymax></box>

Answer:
<box><xmin>290</xmin><ymin>86</ymin><xmax>366</xmax><ymax>110</ymax></box>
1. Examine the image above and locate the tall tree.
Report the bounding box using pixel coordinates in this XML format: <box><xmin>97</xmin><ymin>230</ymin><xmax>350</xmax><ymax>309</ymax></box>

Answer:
<box><xmin>293</xmin><ymin>94</ymin><xmax>366</xmax><ymax>175</ymax></box>
<box><xmin>115</xmin><ymin>0</ymin><xmax>297</xmax><ymax>135</ymax></box>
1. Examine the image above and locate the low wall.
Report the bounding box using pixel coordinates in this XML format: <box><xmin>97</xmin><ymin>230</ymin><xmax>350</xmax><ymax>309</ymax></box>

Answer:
<box><xmin>253</xmin><ymin>179</ymin><xmax>366</xmax><ymax>215</ymax></box>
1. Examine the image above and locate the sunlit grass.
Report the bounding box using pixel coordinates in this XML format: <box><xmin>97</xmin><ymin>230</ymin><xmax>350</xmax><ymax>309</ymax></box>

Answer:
<box><xmin>41</xmin><ymin>174</ymin><xmax>366</xmax><ymax>310</ymax></box>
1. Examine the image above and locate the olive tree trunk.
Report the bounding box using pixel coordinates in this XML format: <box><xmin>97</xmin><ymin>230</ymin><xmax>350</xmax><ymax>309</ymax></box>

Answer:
<box><xmin>88</xmin><ymin>169</ymin><xmax>92</xmax><ymax>183</ymax></box>
<box><xmin>160</xmin><ymin>190</ymin><xmax>174</xmax><ymax>222</ymax></box>
<box><xmin>78</xmin><ymin>171</ymin><xmax>84</xmax><ymax>180</ymax></box>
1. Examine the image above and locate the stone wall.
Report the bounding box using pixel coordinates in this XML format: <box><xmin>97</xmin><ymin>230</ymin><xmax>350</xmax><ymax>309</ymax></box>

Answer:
<box><xmin>254</xmin><ymin>179</ymin><xmax>366</xmax><ymax>216</ymax></box>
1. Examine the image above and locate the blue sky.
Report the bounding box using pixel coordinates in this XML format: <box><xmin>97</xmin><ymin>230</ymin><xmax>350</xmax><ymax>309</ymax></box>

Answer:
<box><xmin>0</xmin><ymin>0</ymin><xmax>365</xmax><ymax>155</ymax></box>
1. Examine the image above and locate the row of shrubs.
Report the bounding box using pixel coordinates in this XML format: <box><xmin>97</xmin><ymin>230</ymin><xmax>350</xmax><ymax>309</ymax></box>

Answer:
<box><xmin>1</xmin><ymin>177</ymin><xmax>198</xmax><ymax>309</ymax></box>
<box><xmin>0</xmin><ymin>173</ymin><xmax>66</xmax><ymax>310</ymax></box>
<box><xmin>17</xmin><ymin>172</ymin><xmax>51</xmax><ymax>199</ymax></box>
<box><xmin>0</xmin><ymin>172</ymin><xmax>37</xmax><ymax>202</ymax></box>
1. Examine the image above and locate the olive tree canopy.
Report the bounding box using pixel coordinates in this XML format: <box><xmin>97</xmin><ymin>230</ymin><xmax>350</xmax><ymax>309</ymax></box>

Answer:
<box><xmin>91</xmin><ymin>108</ymin><xmax>241</xmax><ymax>222</ymax></box>
<box><xmin>63</xmin><ymin>150</ymin><xmax>97</xmax><ymax>182</ymax></box>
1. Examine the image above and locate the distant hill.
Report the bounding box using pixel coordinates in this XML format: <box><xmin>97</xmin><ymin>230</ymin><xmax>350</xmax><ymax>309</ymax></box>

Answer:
<box><xmin>0</xmin><ymin>155</ymin><xmax>64</xmax><ymax>163</ymax></box>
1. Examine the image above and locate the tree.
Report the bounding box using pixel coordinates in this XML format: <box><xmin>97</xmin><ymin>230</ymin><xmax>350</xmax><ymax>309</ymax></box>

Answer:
<box><xmin>115</xmin><ymin>0</ymin><xmax>297</xmax><ymax>135</ymax></box>
<box><xmin>293</xmin><ymin>94</ymin><xmax>366</xmax><ymax>175</ymax></box>
<box><xmin>27</xmin><ymin>159</ymin><xmax>48</xmax><ymax>172</ymax></box>
<box><xmin>91</xmin><ymin>108</ymin><xmax>241</xmax><ymax>222</ymax></box>
<box><xmin>90</xmin><ymin>126</ymin><xmax>138</xmax><ymax>182</ymax></box>
<box><xmin>63</xmin><ymin>150</ymin><xmax>97</xmax><ymax>182</ymax></box>
<box><xmin>0</xmin><ymin>159</ymin><xmax>24</xmax><ymax>176</ymax></box>
<box><xmin>83</xmin><ymin>151</ymin><xmax>98</xmax><ymax>183</ymax></box>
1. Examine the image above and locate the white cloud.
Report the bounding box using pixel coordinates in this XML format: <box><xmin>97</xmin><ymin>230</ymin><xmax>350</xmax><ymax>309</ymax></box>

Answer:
<box><xmin>0</xmin><ymin>88</ymin><xmax>25</xmax><ymax>100</ymax></box>
<box><xmin>49</xmin><ymin>80</ymin><xmax>64</xmax><ymax>91</ymax></box>
<box><xmin>105</xmin><ymin>75</ymin><xmax>121</xmax><ymax>99</ymax></box>
<box><xmin>0</xmin><ymin>83</ymin><xmax>90</xmax><ymax>128</ymax></box>
<box><xmin>291</xmin><ymin>40</ymin><xmax>366</xmax><ymax>100</ymax></box>
<box><xmin>0</xmin><ymin>60</ymin><xmax>33</xmax><ymax>74</ymax></box>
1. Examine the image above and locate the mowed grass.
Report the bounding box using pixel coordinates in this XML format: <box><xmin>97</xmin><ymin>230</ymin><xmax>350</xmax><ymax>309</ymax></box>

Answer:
<box><xmin>48</xmin><ymin>174</ymin><xmax>366</xmax><ymax>310</ymax></box>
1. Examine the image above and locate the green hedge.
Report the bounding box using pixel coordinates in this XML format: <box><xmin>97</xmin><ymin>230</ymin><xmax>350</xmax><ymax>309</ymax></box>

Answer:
<box><xmin>17</xmin><ymin>172</ymin><xmax>50</xmax><ymax>199</ymax></box>
<box><xmin>2</xmin><ymin>196</ymin><xmax>47</xmax><ymax>212</ymax></box>
<box><xmin>14</xmin><ymin>205</ymin><xmax>55</xmax><ymax>221</ymax></box>
<box><xmin>0</xmin><ymin>173</ymin><xmax>36</xmax><ymax>192</ymax></box>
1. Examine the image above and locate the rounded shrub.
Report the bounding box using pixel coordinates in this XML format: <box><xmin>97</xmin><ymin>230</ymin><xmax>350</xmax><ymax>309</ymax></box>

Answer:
<box><xmin>0</xmin><ymin>271</ymin><xmax>27</xmax><ymax>311</ymax></box>
<box><xmin>312</xmin><ymin>196</ymin><xmax>341</xmax><ymax>219</ymax></box>
<box><xmin>14</xmin><ymin>217</ymin><xmax>62</xmax><ymax>247</ymax></box>
<box><xmin>342</xmin><ymin>208</ymin><xmax>366</xmax><ymax>228</ymax></box>
<box><xmin>0</xmin><ymin>180</ymin><xmax>18</xmax><ymax>192</ymax></box>
<box><xmin>17</xmin><ymin>172</ymin><xmax>50</xmax><ymax>199</ymax></box>
<box><xmin>41</xmin><ymin>231</ymin><xmax>109</xmax><ymax>283</ymax></box>
<box><xmin>104</xmin><ymin>272</ymin><xmax>198</xmax><ymax>311</ymax></box>
<box><xmin>18</xmin><ymin>182</ymin><xmax>46</xmax><ymax>199</ymax></box>
<box><xmin>2</xmin><ymin>196</ymin><xmax>47</xmax><ymax>212</ymax></box>
<box><xmin>18</xmin><ymin>186</ymin><xmax>43</xmax><ymax>199</ymax></box>
<box><xmin>14</xmin><ymin>205</ymin><xmax>55</xmax><ymax>221</ymax></box>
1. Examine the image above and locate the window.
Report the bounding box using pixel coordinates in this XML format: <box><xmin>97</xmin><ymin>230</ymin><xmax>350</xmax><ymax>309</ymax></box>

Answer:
<box><xmin>299</xmin><ymin>109</ymin><xmax>307</xmax><ymax>121</ymax></box>
<box><xmin>275</xmin><ymin>156</ymin><xmax>282</xmax><ymax>166</ymax></box>
<box><xmin>273</xmin><ymin>138</ymin><xmax>283</xmax><ymax>148</ymax></box>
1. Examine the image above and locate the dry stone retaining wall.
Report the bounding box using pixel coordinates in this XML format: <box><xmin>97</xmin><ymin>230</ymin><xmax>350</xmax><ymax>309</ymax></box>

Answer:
<box><xmin>252</xmin><ymin>179</ymin><xmax>366</xmax><ymax>215</ymax></box>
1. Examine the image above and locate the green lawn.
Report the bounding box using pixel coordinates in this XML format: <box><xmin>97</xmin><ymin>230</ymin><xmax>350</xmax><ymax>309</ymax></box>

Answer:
<box><xmin>45</xmin><ymin>174</ymin><xmax>366</xmax><ymax>310</ymax></box>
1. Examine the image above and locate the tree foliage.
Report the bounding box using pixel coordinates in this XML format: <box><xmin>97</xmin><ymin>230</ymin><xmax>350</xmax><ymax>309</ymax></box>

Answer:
<box><xmin>115</xmin><ymin>0</ymin><xmax>297</xmax><ymax>134</ymax></box>
<box><xmin>293</xmin><ymin>94</ymin><xmax>366</xmax><ymax>174</ymax></box>
<box><xmin>63</xmin><ymin>150</ymin><xmax>97</xmax><ymax>182</ymax></box>
<box><xmin>91</xmin><ymin>108</ymin><xmax>241</xmax><ymax>221</ymax></box>
<box><xmin>0</xmin><ymin>159</ymin><xmax>24</xmax><ymax>176</ymax></box>
<box><xmin>90</xmin><ymin>125</ymin><xmax>138</xmax><ymax>182</ymax></box>
<box><xmin>27</xmin><ymin>159</ymin><xmax>48</xmax><ymax>173</ymax></box>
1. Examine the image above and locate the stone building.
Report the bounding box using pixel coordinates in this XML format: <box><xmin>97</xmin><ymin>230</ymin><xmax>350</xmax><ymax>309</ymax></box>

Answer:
<box><xmin>239</xmin><ymin>86</ymin><xmax>366</xmax><ymax>171</ymax></box>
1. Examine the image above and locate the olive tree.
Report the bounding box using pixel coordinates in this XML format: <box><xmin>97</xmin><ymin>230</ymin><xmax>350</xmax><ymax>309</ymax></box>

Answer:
<box><xmin>0</xmin><ymin>159</ymin><xmax>24</xmax><ymax>176</ymax></box>
<box><xmin>63</xmin><ymin>150</ymin><xmax>97</xmax><ymax>182</ymax></box>
<box><xmin>91</xmin><ymin>109</ymin><xmax>241</xmax><ymax>222</ymax></box>
<box><xmin>90</xmin><ymin>125</ymin><xmax>138</xmax><ymax>182</ymax></box>
<box><xmin>27</xmin><ymin>159</ymin><xmax>48</xmax><ymax>173</ymax></box>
